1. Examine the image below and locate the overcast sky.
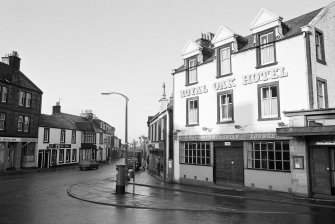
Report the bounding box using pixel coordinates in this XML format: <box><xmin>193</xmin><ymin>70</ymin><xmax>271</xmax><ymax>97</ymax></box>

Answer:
<box><xmin>0</xmin><ymin>0</ymin><xmax>332</xmax><ymax>143</ymax></box>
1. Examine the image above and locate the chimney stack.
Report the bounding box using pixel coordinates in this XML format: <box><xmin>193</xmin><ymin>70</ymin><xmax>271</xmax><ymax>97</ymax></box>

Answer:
<box><xmin>2</xmin><ymin>51</ymin><xmax>21</xmax><ymax>71</ymax></box>
<box><xmin>52</xmin><ymin>102</ymin><xmax>61</xmax><ymax>115</ymax></box>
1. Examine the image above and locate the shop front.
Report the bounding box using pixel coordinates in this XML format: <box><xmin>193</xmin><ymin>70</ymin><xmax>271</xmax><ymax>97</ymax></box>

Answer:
<box><xmin>0</xmin><ymin>137</ymin><xmax>38</xmax><ymax>171</ymax></box>
<box><xmin>147</xmin><ymin>142</ymin><xmax>165</xmax><ymax>180</ymax></box>
<box><xmin>38</xmin><ymin>144</ymin><xmax>79</xmax><ymax>168</ymax></box>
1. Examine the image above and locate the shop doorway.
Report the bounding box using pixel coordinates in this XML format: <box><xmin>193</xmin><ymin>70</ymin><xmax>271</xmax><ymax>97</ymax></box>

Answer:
<box><xmin>310</xmin><ymin>147</ymin><xmax>335</xmax><ymax>197</ymax></box>
<box><xmin>214</xmin><ymin>142</ymin><xmax>244</xmax><ymax>185</ymax></box>
<box><xmin>7</xmin><ymin>148</ymin><xmax>14</xmax><ymax>168</ymax></box>
<box><xmin>38</xmin><ymin>151</ymin><xmax>43</xmax><ymax>168</ymax></box>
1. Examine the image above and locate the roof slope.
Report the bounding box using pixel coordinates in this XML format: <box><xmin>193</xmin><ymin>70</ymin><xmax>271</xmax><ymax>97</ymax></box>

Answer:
<box><xmin>0</xmin><ymin>62</ymin><xmax>43</xmax><ymax>93</ymax></box>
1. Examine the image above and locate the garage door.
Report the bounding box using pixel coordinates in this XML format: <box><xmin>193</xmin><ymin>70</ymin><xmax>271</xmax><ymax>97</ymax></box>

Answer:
<box><xmin>215</xmin><ymin>144</ymin><xmax>244</xmax><ymax>185</ymax></box>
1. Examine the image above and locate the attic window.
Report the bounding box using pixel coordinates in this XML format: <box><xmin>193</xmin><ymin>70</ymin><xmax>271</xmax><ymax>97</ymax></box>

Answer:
<box><xmin>256</xmin><ymin>30</ymin><xmax>277</xmax><ymax>68</ymax></box>
<box><xmin>186</xmin><ymin>57</ymin><xmax>198</xmax><ymax>86</ymax></box>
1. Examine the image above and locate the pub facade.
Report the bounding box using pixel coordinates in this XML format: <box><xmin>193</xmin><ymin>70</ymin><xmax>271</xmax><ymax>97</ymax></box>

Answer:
<box><xmin>172</xmin><ymin>2</ymin><xmax>335</xmax><ymax>198</ymax></box>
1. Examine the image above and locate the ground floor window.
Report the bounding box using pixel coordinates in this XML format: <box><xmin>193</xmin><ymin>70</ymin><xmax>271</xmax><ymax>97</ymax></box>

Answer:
<box><xmin>66</xmin><ymin>149</ymin><xmax>71</xmax><ymax>163</ymax></box>
<box><xmin>247</xmin><ymin>141</ymin><xmax>290</xmax><ymax>171</ymax></box>
<box><xmin>72</xmin><ymin>149</ymin><xmax>77</xmax><ymax>162</ymax></box>
<box><xmin>59</xmin><ymin>149</ymin><xmax>64</xmax><ymax>163</ymax></box>
<box><xmin>180</xmin><ymin>142</ymin><xmax>211</xmax><ymax>165</ymax></box>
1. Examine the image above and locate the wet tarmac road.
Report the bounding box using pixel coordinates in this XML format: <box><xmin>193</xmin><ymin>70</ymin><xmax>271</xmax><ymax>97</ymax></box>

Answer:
<box><xmin>1</xmin><ymin>160</ymin><xmax>334</xmax><ymax>224</ymax></box>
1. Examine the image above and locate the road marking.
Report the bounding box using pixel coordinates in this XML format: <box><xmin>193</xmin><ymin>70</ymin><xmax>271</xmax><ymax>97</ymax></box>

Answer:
<box><xmin>0</xmin><ymin>178</ymin><xmax>24</xmax><ymax>183</ymax></box>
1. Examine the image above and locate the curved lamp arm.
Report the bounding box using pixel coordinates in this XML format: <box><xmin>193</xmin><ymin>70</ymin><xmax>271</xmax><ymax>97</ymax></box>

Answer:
<box><xmin>101</xmin><ymin>92</ymin><xmax>129</xmax><ymax>101</ymax></box>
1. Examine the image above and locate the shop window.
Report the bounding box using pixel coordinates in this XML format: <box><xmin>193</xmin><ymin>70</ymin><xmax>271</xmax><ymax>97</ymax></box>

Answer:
<box><xmin>186</xmin><ymin>57</ymin><xmax>197</xmax><ymax>85</ymax></box>
<box><xmin>0</xmin><ymin>113</ymin><xmax>6</xmax><ymax>130</ymax></box>
<box><xmin>66</xmin><ymin>149</ymin><xmax>71</xmax><ymax>163</ymax></box>
<box><xmin>247</xmin><ymin>141</ymin><xmax>290</xmax><ymax>171</ymax></box>
<box><xmin>315</xmin><ymin>29</ymin><xmax>326</xmax><ymax>64</ymax></box>
<box><xmin>217</xmin><ymin>90</ymin><xmax>233</xmax><ymax>123</ymax></box>
<box><xmin>72</xmin><ymin>149</ymin><xmax>77</xmax><ymax>162</ymax></box>
<box><xmin>258</xmin><ymin>81</ymin><xmax>280</xmax><ymax>120</ymax></box>
<box><xmin>180</xmin><ymin>142</ymin><xmax>211</xmax><ymax>165</ymax></box>
<box><xmin>43</xmin><ymin>128</ymin><xmax>50</xmax><ymax>143</ymax></box>
<box><xmin>0</xmin><ymin>85</ymin><xmax>8</xmax><ymax>103</ymax></box>
<box><xmin>256</xmin><ymin>30</ymin><xmax>276</xmax><ymax>68</ymax></box>
<box><xmin>59</xmin><ymin>149</ymin><xmax>64</xmax><ymax>163</ymax></box>
<box><xmin>317</xmin><ymin>78</ymin><xmax>328</xmax><ymax>109</ymax></box>
<box><xmin>60</xmin><ymin>129</ymin><xmax>65</xmax><ymax>143</ymax></box>
<box><xmin>71</xmin><ymin>130</ymin><xmax>76</xmax><ymax>144</ymax></box>
<box><xmin>186</xmin><ymin>97</ymin><xmax>199</xmax><ymax>126</ymax></box>
<box><xmin>217</xmin><ymin>45</ymin><xmax>231</xmax><ymax>77</ymax></box>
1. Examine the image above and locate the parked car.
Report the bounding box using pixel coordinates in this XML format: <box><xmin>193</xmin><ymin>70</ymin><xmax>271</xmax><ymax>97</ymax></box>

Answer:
<box><xmin>79</xmin><ymin>159</ymin><xmax>99</xmax><ymax>170</ymax></box>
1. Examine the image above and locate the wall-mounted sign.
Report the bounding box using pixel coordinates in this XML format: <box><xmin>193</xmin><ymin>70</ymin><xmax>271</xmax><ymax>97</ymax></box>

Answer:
<box><xmin>242</xmin><ymin>67</ymin><xmax>288</xmax><ymax>85</ymax></box>
<box><xmin>214</xmin><ymin>78</ymin><xmax>236</xmax><ymax>91</ymax></box>
<box><xmin>180</xmin><ymin>85</ymin><xmax>208</xmax><ymax>98</ymax></box>
<box><xmin>49</xmin><ymin>144</ymin><xmax>72</xmax><ymax>148</ymax></box>
<box><xmin>309</xmin><ymin>136</ymin><xmax>335</xmax><ymax>145</ymax></box>
<box><xmin>178</xmin><ymin>132</ymin><xmax>291</xmax><ymax>141</ymax></box>
<box><xmin>0</xmin><ymin>137</ymin><xmax>38</xmax><ymax>142</ymax></box>
<box><xmin>293</xmin><ymin>156</ymin><xmax>304</xmax><ymax>169</ymax></box>
<box><xmin>224</xmin><ymin>142</ymin><xmax>231</xmax><ymax>146</ymax></box>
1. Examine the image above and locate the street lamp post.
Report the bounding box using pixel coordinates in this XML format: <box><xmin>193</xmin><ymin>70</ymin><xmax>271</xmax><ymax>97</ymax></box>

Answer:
<box><xmin>101</xmin><ymin>92</ymin><xmax>129</xmax><ymax>167</ymax></box>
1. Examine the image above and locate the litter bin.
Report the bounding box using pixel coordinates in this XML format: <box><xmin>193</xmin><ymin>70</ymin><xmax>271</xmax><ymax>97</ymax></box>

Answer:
<box><xmin>115</xmin><ymin>164</ymin><xmax>127</xmax><ymax>194</ymax></box>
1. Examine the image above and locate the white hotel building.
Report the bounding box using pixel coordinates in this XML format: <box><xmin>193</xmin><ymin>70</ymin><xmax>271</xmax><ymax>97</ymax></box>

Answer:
<box><xmin>172</xmin><ymin>3</ymin><xmax>335</xmax><ymax>199</ymax></box>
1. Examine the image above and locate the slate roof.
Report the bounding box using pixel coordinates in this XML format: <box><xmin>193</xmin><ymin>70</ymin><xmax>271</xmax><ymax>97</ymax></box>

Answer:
<box><xmin>39</xmin><ymin>114</ymin><xmax>78</xmax><ymax>130</ymax></box>
<box><xmin>174</xmin><ymin>8</ymin><xmax>323</xmax><ymax>73</ymax></box>
<box><xmin>0</xmin><ymin>62</ymin><xmax>43</xmax><ymax>93</ymax></box>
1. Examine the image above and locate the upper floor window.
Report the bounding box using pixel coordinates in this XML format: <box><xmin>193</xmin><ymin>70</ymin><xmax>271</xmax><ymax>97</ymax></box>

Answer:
<box><xmin>19</xmin><ymin>91</ymin><xmax>32</xmax><ymax>108</ymax></box>
<box><xmin>257</xmin><ymin>31</ymin><xmax>276</xmax><ymax>68</ymax></box>
<box><xmin>43</xmin><ymin>128</ymin><xmax>50</xmax><ymax>143</ymax></box>
<box><xmin>60</xmin><ymin>129</ymin><xmax>65</xmax><ymax>143</ymax></box>
<box><xmin>71</xmin><ymin>130</ymin><xmax>76</xmax><ymax>144</ymax></box>
<box><xmin>217</xmin><ymin>90</ymin><xmax>233</xmax><ymax>123</ymax></box>
<box><xmin>317</xmin><ymin>78</ymin><xmax>328</xmax><ymax>109</ymax></box>
<box><xmin>17</xmin><ymin>115</ymin><xmax>29</xmax><ymax>132</ymax></box>
<box><xmin>217</xmin><ymin>46</ymin><xmax>231</xmax><ymax>77</ymax></box>
<box><xmin>187</xmin><ymin>97</ymin><xmax>199</xmax><ymax>126</ymax></box>
<box><xmin>258</xmin><ymin>81</ymin><xmax>280</xmax><ymax>120</ymax></box>
<box><xmin>23</xmin><ymin>117</ymin><xmax>30</xmax><ymax>132</ymax></box>
<box><xmin>0</xmin><ymin>113</ymin><xmax>5</xmax><ymax>130</ymax></box>
<box><xmin>0</xmin><ymin>86</ymin><xmax>8</xmax><ymax>103</ymax></box>
<box><xmin>99</xmin><ymin>133</ymin><xmax>103</xmax><ymax>144</ymax></box>
<box><xmin>18</xmin><ymin>116</ymin><xmax>23</xmax><ymax>131</ymax></box>
<box><xmin>315</xmin><ymin>29</ymin><xmax>326</xmax><ymax>64</ymax></box>
<box><xmin>186</xmin><ymin>58</ymin><xmax>197</xmax><ymax>85</ymax></box>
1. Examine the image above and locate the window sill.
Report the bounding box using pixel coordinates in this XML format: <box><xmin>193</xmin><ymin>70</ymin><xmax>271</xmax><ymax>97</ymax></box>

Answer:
<box><xmin>186</xmin><ymin>124</ymin><xmax>199</xmax><ymax>127</ymax></box>
<box><xmin>216</xmin><ymin>73</ymin><xmax>233</xmax><ymax>79</ymax></box>
<box><xmin>217</xmin><ymin>120</ymin><xmax>234</xmax><ymax>124</ymax></box>
<box><xmin>258</xmin><ymin>116</ymin><xmax>281</xmax><ymax>121</ymax></box>
<box><xmin>255</xmin><ymin>62</ymin><xmax>278</xmax><ymax>69</ymax></box>
<box><xmin>43</xmin><ymin>141</ymin><xmax>49</xmax><ymax>143</ymax></box>
<box><xmin>316</xmin><ymin>59</ymin><xmax>326</xmax><ymax>65</ymax></box>
<box><xmin>185</xmin><ymin>82</ymin><xmax>198</xmax><ymax>87</ymax></box>
<box><xmin>180</xmin><ymin>163</ymin><xmax>211</xmax><ymax>167</ymax></box>
<box><xmin>246</xmin><ymin>168</ymin><xmax>291</xmax><ymax>173</ymax></box>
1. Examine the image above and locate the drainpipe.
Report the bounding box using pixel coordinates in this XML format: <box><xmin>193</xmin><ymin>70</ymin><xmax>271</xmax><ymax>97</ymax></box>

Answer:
<box><xmin>302</xmin><ymin>26</ymin><xmax>314</xmax><ymax>109</ymax></box>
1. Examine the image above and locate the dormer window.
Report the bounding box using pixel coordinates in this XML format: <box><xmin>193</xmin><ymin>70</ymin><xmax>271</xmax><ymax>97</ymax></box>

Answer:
<box><xmin>186</xmin><ymin>57</ymin><xmax>198</xmax><ymax>85</ymax></box>
<box><xmin>217</xmin><ymin>45</ymin><xmax>232</xmax><ymax>77</ymax></box>
<box><xmin>256</xmin><ymin>30</ymin><xmax>276</xmax><ymax>68</ymax></box>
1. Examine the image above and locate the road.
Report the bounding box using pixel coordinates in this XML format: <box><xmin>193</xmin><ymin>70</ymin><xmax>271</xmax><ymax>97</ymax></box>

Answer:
<box><xmin>0</xmin><ymin>159</ymin><xmax>334</xmax><ymax>224</ymax></box>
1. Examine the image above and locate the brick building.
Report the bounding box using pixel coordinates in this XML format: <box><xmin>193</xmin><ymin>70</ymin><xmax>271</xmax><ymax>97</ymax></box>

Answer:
<box><xmin>0</xmin><ymin>51</ymin><xmax>43</xmax><ymax>171</ymax></box>
<box><xmin>172</xmin><ymin>2</ymin><xmax>335</xmax><ymax>199</ymax></box>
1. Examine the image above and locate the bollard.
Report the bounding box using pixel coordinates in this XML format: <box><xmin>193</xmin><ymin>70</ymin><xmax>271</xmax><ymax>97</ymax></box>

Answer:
<box><xmin>115</xmin><ymin>164</ymin><xmax>127</xmax><ymax>194</ymax></box>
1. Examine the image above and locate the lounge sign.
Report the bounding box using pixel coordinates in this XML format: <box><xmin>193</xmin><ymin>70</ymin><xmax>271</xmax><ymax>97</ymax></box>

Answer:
<box><xmin>309</xmin><ymin>136</ymin><xmax>335</xmax><ymax>145</ymax></box>
<box><xmin>178</xmin><ymin>132</ymin><xmax>291</xmax><ymax>141</ymax></box>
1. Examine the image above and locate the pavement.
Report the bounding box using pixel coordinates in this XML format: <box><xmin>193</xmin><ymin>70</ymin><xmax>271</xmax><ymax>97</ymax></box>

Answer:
<box><xmin>67</xmin><ymin>169</ymin><xmax>335</xmax><ymax>212</ymax></box>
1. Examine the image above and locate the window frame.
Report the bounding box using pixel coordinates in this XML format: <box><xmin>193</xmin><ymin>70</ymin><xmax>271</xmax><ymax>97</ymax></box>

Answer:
<box><xmin>43</xmin><ymin>128</ymin><xmax>50</xmax><ymax>143</ymax></box>
<box><xmin>66</xmin><ymin>149</ymin><xmax>71</xmax><ymax>163</ymax></box>
<box><xmin>99</xmin><ymin>133</ymin><xmax>103</xmax><ymax>144</ymax></box>
<box><xmin>217</xmin><ymin>89</ymin><xmax>234</xmax><ymax>124</ymax></box>
<box><xmin>0</xmin><ymin>112</ymin><xmax>6</xmax><ymax>131</ymax></box>
<box><xmin>316</xmin><ymin>77</ymin><xmax>328</xmax><ymax>109</ymax></box>
<box><xmin>257</xmin><ymin>81</ymin><xmax>281</xmax><ymax>121</ymax></box>
<box><xmin>315</xmin><ymin>28</ymin><xmax>326</xmax><ymax>65</ymax></box>
<box><xmin>216</xmin><ymin>44</ymin><xmax>232</xmax><ymax>78</ymax></box>
<box><xmin>186</xmin><ymin>96</ymin><xmax>199</xmax><ymax>127</ymax></box>
<box><xmin>72</xmin><ymin>149</ymin><xmax>77</xmax><ymax>162</ymax></box>
<box><xmin>256</xmin><ymin>28</ymin><xmax>277</xmax><ymax>69</ymax></box>
<box><xmin>23</xmin><ymin>116</ymin><xmax>30</xmax><ymax>132</ymax></box>
<box><xmin>180</xmin><ymin>142</ymin><xmax>211</xmax><ymax>166</ymax></box>
<box><xmin>247</xmin><ymin>141</ymin><xmax>290</xmax><ymax>172</ymax></box>
<box><xmin>19</xmin><ymin>90</ymin><xmax>32</xmax><ymax>108</ymax></box>
<box><xmin>185</xmin><ymin>56</ymin><xmax>198</xmax><ymax>86</ymax></box>
<box><xmin>71</xmin><ymin>130</ymin><xmax>76</xmax><ymax>144</ymax></box>
<box><xmin>60</xmin><ymin>129</ymin><xmax>66</xmax><ymax>143</ymax></box>
<box><xmin>0</xmin><ymin>85</ymin><xmax>8</xmax><ymax>103</ymax></box>
<box><xmin>18</xmin><ymin>115</ymin><xmax>23</xmax><ymax>132</ymax></box>
<box><xmin>59</xmin><ymin>149</ymin><xmax>64</xmax><ymax>163</ymax></box>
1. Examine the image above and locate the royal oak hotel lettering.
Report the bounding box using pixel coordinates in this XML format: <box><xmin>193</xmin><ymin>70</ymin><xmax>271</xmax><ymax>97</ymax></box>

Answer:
<box><xmin>242</xmin><ymin>67</ymin><xmax>288</xmax><ymax>85</ymax></box>
<box><xmin>180</xmin><ymin>85</ymin><xmax>208</xmax><ymax>98</ymax></box>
